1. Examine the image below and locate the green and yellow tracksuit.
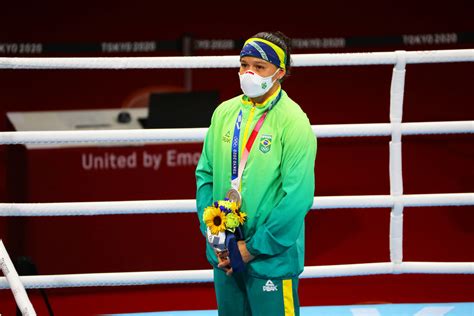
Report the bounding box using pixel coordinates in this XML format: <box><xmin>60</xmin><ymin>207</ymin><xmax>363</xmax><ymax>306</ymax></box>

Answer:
<box><xmin>195</xmin><ymin>87</ymin><xmax>317</xmax><ymax>315</ymax></box>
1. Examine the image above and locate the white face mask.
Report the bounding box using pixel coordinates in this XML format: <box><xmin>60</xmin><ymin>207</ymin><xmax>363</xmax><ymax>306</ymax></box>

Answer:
<box><xmin>238</xmin><ymin>68</ymin><xmax>280</xmax><ymax>98</ymax></box>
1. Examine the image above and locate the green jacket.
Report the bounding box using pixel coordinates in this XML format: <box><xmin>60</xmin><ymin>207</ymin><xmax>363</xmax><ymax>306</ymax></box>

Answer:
<box><xmin>195</xmin><ymin>87</ymin><xmax>317</xmax><ymax>279</ymax></box>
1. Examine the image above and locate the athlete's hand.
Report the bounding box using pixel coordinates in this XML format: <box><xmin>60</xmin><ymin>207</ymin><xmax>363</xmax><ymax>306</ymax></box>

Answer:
<box><xmin>237</xmin><ymin>241</ymin><xmax>255</xmax><ymax>263</ymax></box>
<box><xmin>216</xmin><ymin>242</ymin><xmax>255</xmax><ymax>276</ymax></box>
<box><xmin>216</xmin><ymin>250</ymin><xmax>233</xmax><ymax>276</ymax></box>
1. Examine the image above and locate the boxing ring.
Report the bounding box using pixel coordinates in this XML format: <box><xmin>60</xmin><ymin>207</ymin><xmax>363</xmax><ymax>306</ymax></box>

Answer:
<box><xmin>0</xmin><ymin>49</ymin><xmax>473</xmax><ymax>315</ymax></box>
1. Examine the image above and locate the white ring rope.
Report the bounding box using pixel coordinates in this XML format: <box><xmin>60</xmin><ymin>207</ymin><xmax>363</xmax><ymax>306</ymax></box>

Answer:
<box><xmin>0</xmin><ymin>49</ymin><xmax>473</xmax><ymax>69</ymax></box>
<box><xmin>0</xmin><ymin>49</ymin><xmax>472</xmax><ymax>292</ymax></box>
<box><xmin>0</xmin><ymin>121</ymin><xmax>472</xmax><ymax>145</ymax></box>
<box><xmin>0</xmin><ymin>240</ymin><xmax>36</xmax><ymax>315</ymax></box>
<box><xmin>0</xmin><ymin>262</ymin><xmax>472</xmax><ymax>290</ymax></box>
<box><xmin>0</xmin><ymin>193</ymin><xmax>473</xmax><ymax>217</ymax></box>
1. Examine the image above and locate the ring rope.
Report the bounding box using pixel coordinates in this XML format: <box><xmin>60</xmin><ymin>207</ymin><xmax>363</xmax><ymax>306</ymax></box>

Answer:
<box><xmin>0</xmin><ymin>193</ymin><xmax>472</xmax><ymax>217</ymax></box>
<box><xmin>0</xmin><ymin>121</ymin><xmax>472</xmax><ymax>145</ymax></box>
<box><xmin>0</xmin><ymin>49</ymin><xmax>473</xmax><ymax>69</ymax></box>
<box><xmin>0</xmin><ymin>262</ymin><xmax>472</xmax><ymax>290</ymax></box>
<box><xmin>0</xmin><ymin>49</ymin><xmax>472</xmax><ymax>294</ymax></box>
<box><xmin>0</xmin><ymin>240</ymin><xmax>36</xmax><ymax>314</ymax></box>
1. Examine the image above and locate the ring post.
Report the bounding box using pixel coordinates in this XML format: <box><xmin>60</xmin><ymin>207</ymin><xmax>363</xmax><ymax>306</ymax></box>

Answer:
<box><xmin>0</xmin><ymin>240</ymin><xmax>36</xmax><ymax>315</ymax></box>
<box><xmin>389</xmin><ymin>51</ymin><xmax>406</xmax><ymax>270</ymax></box>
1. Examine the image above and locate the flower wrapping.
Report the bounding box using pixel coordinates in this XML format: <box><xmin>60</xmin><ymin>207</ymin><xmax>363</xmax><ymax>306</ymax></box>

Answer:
<box><xmin>203</xmin><ymin>199</ymin><xmax>247</xmax><ymax>272</ymax></box>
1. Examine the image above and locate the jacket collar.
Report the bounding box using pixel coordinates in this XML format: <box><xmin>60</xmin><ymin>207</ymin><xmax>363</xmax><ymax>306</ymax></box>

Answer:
<box><xmin>240</xmin><ymin>86</ymin><xmax>282</xmax><ymax>111</ymax></box>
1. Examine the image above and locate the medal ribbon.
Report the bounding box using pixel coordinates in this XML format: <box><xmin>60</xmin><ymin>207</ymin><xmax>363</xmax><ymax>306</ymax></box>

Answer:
<box><xmin>231</xmin><ymin>110</ymin><xmax>243</xmax><ymax>182</ymax></box>
<box><xmin>230</xmin><ymin>90</ymin><xmax>282</xmax><ymax>191</ymax></box>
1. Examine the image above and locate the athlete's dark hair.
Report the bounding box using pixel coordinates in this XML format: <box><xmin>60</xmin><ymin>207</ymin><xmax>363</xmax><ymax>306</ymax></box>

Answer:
<box><xmin>252</xmin><ymin>31</ymin><xmax>292</xmax><ymax>81</ymax></box>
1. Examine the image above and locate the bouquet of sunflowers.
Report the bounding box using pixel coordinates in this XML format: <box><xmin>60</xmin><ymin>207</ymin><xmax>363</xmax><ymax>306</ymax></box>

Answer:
<box><xmin>203</xmin><ymin>199</ymin><xmax>246</xmax><ymax>235</ymax></box>
<box><xmin>203</xmin><ymin>199</ymin><xmax>247</xmax><ymax>272</ymax></box>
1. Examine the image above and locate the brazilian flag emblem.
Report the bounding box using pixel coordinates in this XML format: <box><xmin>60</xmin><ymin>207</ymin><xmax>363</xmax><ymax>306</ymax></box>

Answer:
<box><xmin>259</xmin><ymin>134</ymin><xmax>272</xmax><ymax>153</ymax></box>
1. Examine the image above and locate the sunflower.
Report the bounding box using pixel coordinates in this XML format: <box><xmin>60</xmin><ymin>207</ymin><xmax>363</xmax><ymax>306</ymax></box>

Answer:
<box><xmin>229</xmin><ymin>201</ymin><xmax>238</xmax><ymax>212</ymax></box>
<box><xmin>203</xmin><ymin>206</ymin><xmax>227</xmax><ymax>235</ymax></box>
<box><xmin>237</xmin><ymin>211</ymin><xmax>247</xmax><ymax>225</ymax></box>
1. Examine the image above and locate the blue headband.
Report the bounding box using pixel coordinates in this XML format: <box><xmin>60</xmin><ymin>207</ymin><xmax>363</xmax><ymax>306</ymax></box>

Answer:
<box><xmin>240</xmin><ymin>38</ymin><xmax>286</xmax><ymax>69</ymax></box>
